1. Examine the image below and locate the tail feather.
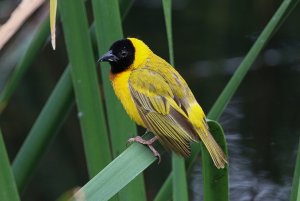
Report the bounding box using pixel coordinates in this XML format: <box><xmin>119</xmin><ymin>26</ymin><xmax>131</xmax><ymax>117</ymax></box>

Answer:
<box><xmin>197</xmin><ymin>128</ymin><xmax>227</xmax><ymax>169</ymax></box>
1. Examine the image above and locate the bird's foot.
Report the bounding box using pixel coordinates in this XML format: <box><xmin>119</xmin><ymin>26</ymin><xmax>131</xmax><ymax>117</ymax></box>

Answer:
<box><xmin>127</xmin><ymin>136</ymin><xmax>161</xmax><ymax>163</ymax></box>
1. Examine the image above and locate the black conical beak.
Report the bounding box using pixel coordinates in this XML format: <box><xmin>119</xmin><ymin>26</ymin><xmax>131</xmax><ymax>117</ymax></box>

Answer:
<box><xmin>97</xmin><ymin>50</ymin><xmax>118</xmax><ymax>63</ymax></box>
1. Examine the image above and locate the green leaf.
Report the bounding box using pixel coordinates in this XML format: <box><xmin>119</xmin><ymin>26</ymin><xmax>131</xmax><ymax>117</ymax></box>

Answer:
<box><xmin>162</xmin><ymin>0</ymin><xmax>174</xmax><ymax>66</ymax></box>
<box><xmin>72</xmin><ymin>143</ymin><xmax>156</xmax><ymax>201</ymax></box>
<box><xmin>58</xmin><ymin>0</ymin><xmax>111</xmax><ymax>177</ymax></box>
<box><xmin>12</xmin><ymin>68</ymin><xmax>74</xmax><ymax>190</ymax></box>
<box><xmin>297</xmin><ymin>179</ymin><xmax>300</xmax><ymax>201</ymax></box>
<box><xmin>0</xmin><ymin>129</ymin><xmax>20</xmax><ymax>201</ymax></box>
<box><xmin>172</xmin><ymin>154</ymin><xmax>188</xmax><ymax>201</ymax></box>
<box><xmin>91</xmin><ymin>0</ymin><xmax>146</xmax><ymax>200</ymax></box>
<box><xmin>202</xmin><ymin>120</ymin><xmax>228</xmax><ymax>201</ymax></box>
<box><xmin>291</xmin><ymin>137</ymin><xmax>300</xmax><ymax>201</ymax></box>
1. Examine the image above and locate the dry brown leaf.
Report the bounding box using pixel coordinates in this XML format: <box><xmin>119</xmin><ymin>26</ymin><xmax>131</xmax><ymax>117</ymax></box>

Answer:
<box><xmin>0</xmin><ymin>0</ymin><xmax>45</xmax><ymax>50</ymax></box>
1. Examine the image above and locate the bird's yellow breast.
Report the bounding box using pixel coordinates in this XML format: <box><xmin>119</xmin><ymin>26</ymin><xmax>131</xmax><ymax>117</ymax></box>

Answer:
<box><xmin>110</xmin><ymin>70</ymin><xmax>145</xmax><ymax>127</ymax></box>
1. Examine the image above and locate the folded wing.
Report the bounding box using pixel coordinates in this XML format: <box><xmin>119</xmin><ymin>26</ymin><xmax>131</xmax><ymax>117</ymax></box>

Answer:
<box><xmin>128</xmin><ymin>68</ymin><xmax>197</xmax><ymax>157</ymax></box>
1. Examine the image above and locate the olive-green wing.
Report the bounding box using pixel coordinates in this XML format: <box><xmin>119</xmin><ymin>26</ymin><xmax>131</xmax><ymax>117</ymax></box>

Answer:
<box><xmin>146</xmin><ymin>58</ymin><xmax>207</xmax><ymax>129</ymax></box>
<box><xmin>128</xmin><ymin>68</ymin><xmax>197</xmax><ymax>157</ymax></box>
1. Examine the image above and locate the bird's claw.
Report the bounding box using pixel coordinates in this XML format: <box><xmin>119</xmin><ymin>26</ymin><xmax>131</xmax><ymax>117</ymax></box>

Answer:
<box><xmin>126</xmin><ymin>136</ymin><xmax>161</xmax><ymax>163</ymax></box>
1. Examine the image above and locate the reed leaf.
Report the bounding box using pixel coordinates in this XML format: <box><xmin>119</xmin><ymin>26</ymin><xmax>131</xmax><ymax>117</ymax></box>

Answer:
<box><xmin>296</xmin><ymin>179</ymin><xmax>300</xmax><ymax>201</ymax></box>
<box><xmin>162</xmin><ymin>0</ymin><xmax>174</xmax><ymax>65</ymax></box>
<box><xmin>291</xmin><ymin>137</ymin><xmax>300</xmax><ymax>201</ymax></box>
<box><xmin>12</xmin><ymin>68</ymin><xmax>74</xmax><ymax>190</ymax></box>
<box><xmin>58</xmin><ymin>0</ymin><xmax>111</xmax><ymax>177</ymax></box>
<box><xmin>0</xmin><ymin>129</ymin><xmax>20</xmax><ymax>201</ymax></box>
<box><xmin>72</xmin><ymin>143</ymin><xmax>156</xmax><ymax>201</ymax></box>
<box><xmin>171</xmin><ymin>154</ymin><xmax>188</xmax><ymax>201</ymax></box>
<box><xmin>202</xmin><ymin>120</ymin><xmax>228</xmax><ymax>201</ymax></box>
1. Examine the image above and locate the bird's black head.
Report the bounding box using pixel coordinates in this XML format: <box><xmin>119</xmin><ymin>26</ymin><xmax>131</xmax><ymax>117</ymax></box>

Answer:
<box><xmin>98</xmin><ymin>39</ymin><xmax>135</xmax><ymax>74</ymax></box>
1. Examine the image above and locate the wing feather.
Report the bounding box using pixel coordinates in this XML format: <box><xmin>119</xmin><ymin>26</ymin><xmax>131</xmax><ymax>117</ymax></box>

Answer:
<box><xmin>129</xmin><ymin>68</ymin><xmax>196</xmax><ymax>156</ymax></box>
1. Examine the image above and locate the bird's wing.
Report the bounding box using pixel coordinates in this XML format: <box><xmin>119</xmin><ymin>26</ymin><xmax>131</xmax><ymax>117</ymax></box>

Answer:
<box><xmin>128</xmin><ymin>68</ymin><xmax>197</xmax><ymax>157</ymax></box>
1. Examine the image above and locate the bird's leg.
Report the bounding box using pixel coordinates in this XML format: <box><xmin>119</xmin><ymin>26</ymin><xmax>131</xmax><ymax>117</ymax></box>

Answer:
<box><xmin>127</xmin><ymin>136</ymin><xmax>161</xmax><ymax>163</ymax></box>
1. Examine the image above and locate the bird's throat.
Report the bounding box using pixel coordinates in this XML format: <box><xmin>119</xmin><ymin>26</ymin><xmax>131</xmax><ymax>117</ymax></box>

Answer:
<box><xmin>110</xmin><ymin>62</ymin><xmax>130</xmax><ymax>74</ymax></box>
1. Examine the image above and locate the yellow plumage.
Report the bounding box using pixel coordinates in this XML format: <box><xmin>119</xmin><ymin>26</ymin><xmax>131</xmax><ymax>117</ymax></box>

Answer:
<box><xmin>101</xmin><ymin>37</ymin><xmax>227</xmax><ymax>168</ymax></box>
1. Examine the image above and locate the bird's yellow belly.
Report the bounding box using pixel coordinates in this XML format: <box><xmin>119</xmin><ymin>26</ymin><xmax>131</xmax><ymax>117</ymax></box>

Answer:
<box><xmin>111</xmin><ymin>71</ymin><xmax>145</xmax><ymax>127</ymax></box>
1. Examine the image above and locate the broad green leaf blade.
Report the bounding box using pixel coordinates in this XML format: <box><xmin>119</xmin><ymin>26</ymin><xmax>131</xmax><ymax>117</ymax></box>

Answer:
<box><xmin>12</xmin><ymin>68</ymin><xmax>74</xmax><ymax>190</ymax></box>
<box><xmin>0</xmin><ymin>17</ymin><xmax>49</xmax><ymax>114</ymax></box>
<box><xmin>202</xmin><ymin>120</ymin><xmax>228</xmax><ymax>201</ymax></box>
<box><xmin>162</xmin><ymin>0</ymin><xmax>188</xmax><ymax>200</ymax></box>
<box><xmin>207</xmin><ymin>0</ymin><xmax>299</xmax><ymax>121</ymax></box>
<box><xmin>72</xmin><ymin>143</ymin><xmax>156</xmax><ymax>201</ymax></box>
<box><xmin>50</xmin><ymin>0</ymin><xmax>57</xmax><ymax>50</ymax></box>
<box><xmin>0</xmin><ymin>129</ymin><xmax>20</xmax><ymax>201</ymax></box>
<box><xmin>91</xmin><ymin>0</ymin><xmax>146</xmax><ymax>200</ymax></box>
<box><xmin>291</xmin><ymin>137</ymin><xmax>300</xmax><ymax>201</ymax></box>
<box><xmin>58</xmin><ymin>0</ymin><xmax>111</xmax><ymax>177</ymax></box>
<box><xmin>172</xmin><ymin>155</ymin><xmax>188</xmax><ymax>201</ymax></box>
<box><xmin>154</xmin><ymin>0</ymin><xmax>299</xmax><ymax>199</ymax></box>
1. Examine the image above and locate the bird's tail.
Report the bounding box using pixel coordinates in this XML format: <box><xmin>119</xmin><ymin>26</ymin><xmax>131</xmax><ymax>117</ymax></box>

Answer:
<box><xmin>196</xmin><ymin>127</ymin><xmax>227</xmax><ymax>169</ymax></box>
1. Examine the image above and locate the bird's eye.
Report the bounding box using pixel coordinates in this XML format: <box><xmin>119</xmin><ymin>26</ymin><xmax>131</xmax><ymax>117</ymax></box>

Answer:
<box><xmin>120</xmin><ymin>50</ymin><xmax>128</xmax><ymax>58</ymax></box>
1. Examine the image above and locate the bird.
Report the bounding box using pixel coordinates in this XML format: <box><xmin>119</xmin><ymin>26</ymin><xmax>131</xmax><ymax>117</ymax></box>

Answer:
<box><xmin>98</xmin><ymin>37</ymin><xmax>227</xmax><ymax>168</ymax></box>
